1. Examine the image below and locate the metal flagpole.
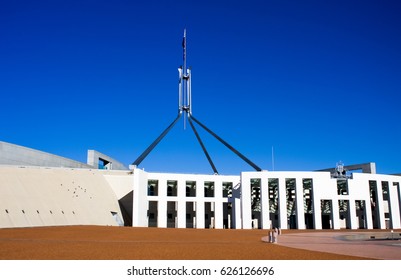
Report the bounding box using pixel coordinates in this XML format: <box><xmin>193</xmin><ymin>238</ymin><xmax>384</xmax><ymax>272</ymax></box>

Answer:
<box><xmin>132</xmin><ymin>30</ymin><xmax>188</xmax><ymax>167</ymax></box>
<box><xmin>182</xmin><ymin>29</ymin><xmax>187</xmax><ymax>129</ymax></box>
<box><xmin>132</xmin><ymin>29</ymin><xmax>263</xmax><ymax>173</ymax></box>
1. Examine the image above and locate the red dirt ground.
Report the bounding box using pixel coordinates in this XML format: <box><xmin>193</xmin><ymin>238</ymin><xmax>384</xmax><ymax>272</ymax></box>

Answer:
<box><xmin>0</xmin><ymin>226</ymin><xmax>372</xmax><ymax>260</ymax></box>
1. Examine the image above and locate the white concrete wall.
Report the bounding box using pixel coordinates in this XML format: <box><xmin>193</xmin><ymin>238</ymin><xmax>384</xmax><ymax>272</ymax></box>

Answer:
<box><xmin>133</xmin><ymin>171</ymin><xmax>240</xmax><ymax>229</ymax></box>
<box><xmin>352</xmin><ymin>173</ymin><xmax>401</xmax><ymax>229</ymax></box>
<box><xmin>132</xmin><ymin>168</ymin><xmax>149</xmax><ymax>227</ymax></box>
<box><xmin>241</xmin><ymin>171</ymin><xmax>401</xmax><ymax>230</ymax></box>
<box><xmin>103</xmin><ymin>171</ymin><xmax>133</xmax><ymax>200</ymax></box>
<box><xmin>0</xmin><ymin>166</ymin><xmax>123</xmax><ymax>228</ymax></box>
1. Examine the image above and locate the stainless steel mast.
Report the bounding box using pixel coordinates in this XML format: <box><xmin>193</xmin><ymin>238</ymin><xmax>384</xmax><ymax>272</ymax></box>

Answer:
<box><xmin>132</xmin><ymin>30</ymin><xmax>262</xmax><ymax>172</ymax></box>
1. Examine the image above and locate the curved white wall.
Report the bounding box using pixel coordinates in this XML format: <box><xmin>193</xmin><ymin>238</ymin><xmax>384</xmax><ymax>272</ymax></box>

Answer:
<box><xmin>0</xmin><ymin>166</ymin><xmax>123</xmax><ymax>228</ymax></box>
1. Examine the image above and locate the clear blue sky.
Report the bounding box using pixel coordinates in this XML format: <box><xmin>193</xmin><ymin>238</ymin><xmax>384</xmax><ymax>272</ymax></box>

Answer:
<box><xmin>1</xmin><ymin>0</ymin><xmax>400</xmax><ymax>175</ymax></box>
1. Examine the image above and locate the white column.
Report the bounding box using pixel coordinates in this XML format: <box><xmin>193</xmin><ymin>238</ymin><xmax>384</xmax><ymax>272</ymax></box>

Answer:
<box><xmin>376</xmin><ymin>180</ymin><xmax>386</xmax><ymax>229</ymax></box>
<box><xmin>278</xmin><ymin>177</ymin><xmax>287</xmax><ymax>229</ymax></box>
<box><xmin>365</xmin><ymin>196</ymin><xmax>374</xmax><ymax>230</ymax></box>
<box><xmin>313</xmin><ymin>184</ymin><xmax>322</xmax><ymax>230</ymax></box>
<box><xmin>397</xmin><ymin>182</ymin><xmax>401</xmax><ymax>229</ymax></box>
<box><xmin>332</xmin><ymin>199</ymin><xmax>341</xmax><ymax>229</ymax></box>
<box><xmin>157</xmin><ymin>178</ymin><xmax>167</xmax><ymax>228</ymax></box>
<box><xmin>177</xmin><ymin>179</ymin><xmax>186</xmax><ymax>228</ymax></box>
<box><xmin>214</xmin><ymin>200</ymin><xmax>223</xmax><ymax>229</ymax></box>
<box><xmin>349</xmin><ymin>200</ymin><xmax>358</xmax><ymax>229</ymax></box>
<box><xmin>233</xmin><ymin>197</ymin><xmax>241</xmax><ymax>229</ymax></box>
<box><xmin>295</xmin><ymin>178</ymin><xmax>305</xmax><ymax>229</ymax></box>
<box><xmin>260</xmin><ymin>176</ymin><xmax>270</xmax><ymax>229</ymax></box>
<box><xmin>132</xmin><ymin>169</ymin><xmax>148</xmax><ymax>227</ymax></box>
<box><xmin>196</xmin><ymin>200</ymin><xmax>205</xmax><ymax>229</ymax></box>
<box><xmin>231</xmin><ymin>181</ymin><xmax>242</xmax><ymax>229</ymax></box>
<box><xmin>214</xmin><ymin>180</ymin><xmax>223</xmax><ymax>229</ymax></box>
<box><xmin>389</xmin><ymin>181</ymin><xmax>401</xmax><ymax>229</ymax></box>
<box><xmin>196</xmin><ymin>179</ymin><xmax>205</xmax><ymax>228</ymax></box>
<box><xmin>158</xmin><ymin>199</ymin><xmax>167</xmax><ymax>228</ymax></box>
<box><xmin>240</xmin><ymin>174</ymin><xmax>252</xmax><ymax>229</ymax></box>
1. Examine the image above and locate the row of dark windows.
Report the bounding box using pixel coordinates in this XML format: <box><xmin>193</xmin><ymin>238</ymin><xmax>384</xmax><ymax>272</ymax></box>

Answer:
<box><xmin>147</xmin><ymin>180</ymin><xmax>233</xmax><ymax>198</ymax></box>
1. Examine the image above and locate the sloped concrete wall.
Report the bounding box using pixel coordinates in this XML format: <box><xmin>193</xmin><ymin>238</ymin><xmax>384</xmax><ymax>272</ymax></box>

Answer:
<box><xmin>0</xmin><ymin>141</ymin><xmax>92</xmax><ymax>169</ymax></box>
<box><xmin>0</xmin><ymin>166</ymin><xmax>123</xmax><ymax>228</ymax></box>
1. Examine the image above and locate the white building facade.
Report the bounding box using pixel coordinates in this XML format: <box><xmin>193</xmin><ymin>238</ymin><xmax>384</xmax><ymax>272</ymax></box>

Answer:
<box><xmin>131</xmin><ymin>168</ymin><xmax>401</xmax><ymax>230</ymax></box>
<box><xmin>131</xmin><ymin>169</ymin><xmax>241</xmax><ymax>229</ymax></box>
<box><xmin>241</xmin><ymin>171</ymin><xmax>401</xmax><ymax>230</ymax></box>
<box><xmin>1</xmin><ymin>141</ymin><xmax>400</xmax><ymax>230</ymax></box>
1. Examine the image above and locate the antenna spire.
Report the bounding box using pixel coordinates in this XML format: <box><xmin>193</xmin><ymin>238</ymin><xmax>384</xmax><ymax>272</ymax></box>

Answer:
<box><xmin>179</xmin><ymin>29</ymin><xmax>191</xmax><ymax>116</ymax></box>
<box><xmin>182</xmin><ymin>28</ymin><xmax>187</xmax><ymax>71</ymax></box>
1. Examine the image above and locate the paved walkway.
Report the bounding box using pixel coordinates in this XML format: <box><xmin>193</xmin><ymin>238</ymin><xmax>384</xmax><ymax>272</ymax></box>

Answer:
<box><xmin>277</xmin><ymin>231</ymin><xmax>401</xmax><ymax>260</ymax></box>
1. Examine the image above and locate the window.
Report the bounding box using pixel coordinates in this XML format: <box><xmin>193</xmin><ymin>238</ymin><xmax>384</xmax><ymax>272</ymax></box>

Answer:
<box><xmin>148</xmin><ymin>180</ymin><xmax>159</xmax><ymax>196</ymax></box>
<box><xmin>251</xmin><ymin>179</ymin><xmax>261</xmax><ymax>212</ymax></box>
<box><xmin>204</xmin><ymin>181</ymin><xmax>214</xmax><ymax>197</ymax></box>
<box><xmin>337</xmin><ymin>179</ymin><xmax>349</xmax><ymax>195</ymax></box>
<box><xmin>223</xmin><ymin>182</ymin><xmax>233</xmax><ymax>198</ymax></box>
<box><xmin>167</xmin><ymin>180</ymin><xmax>178</xmax><ymax>196</ymax></box>
<box><xmin>186</xmin><ymin>181</ymin><xmax>196</xmax><ymax>197</ymax></box>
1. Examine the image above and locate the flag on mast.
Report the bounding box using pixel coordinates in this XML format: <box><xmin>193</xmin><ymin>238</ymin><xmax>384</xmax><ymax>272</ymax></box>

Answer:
<box><xmin>182</xmin><ymin>29</ymin><xmax>186</xmax><ymax>61</ymax></box>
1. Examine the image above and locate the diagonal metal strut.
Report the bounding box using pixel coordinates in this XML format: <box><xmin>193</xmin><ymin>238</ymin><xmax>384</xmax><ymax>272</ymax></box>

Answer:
<box><xmin>132</xmin><ymin>113</ymin><xmax>182</xmax><ymax>166</ymax></box>
<box><xmin>190</xmin><ymin>114</ymin><xmax>262</xmax><ymax>172</ymax></box>
<box><xmin>188</xmin><ymin>115</ymin><xmax>218</xmax><ymax>174</ymax></box>
<box><xmin>133</xmin><ymin>113</ymin><xmax>262</xmax><ymax>172</ymax></box>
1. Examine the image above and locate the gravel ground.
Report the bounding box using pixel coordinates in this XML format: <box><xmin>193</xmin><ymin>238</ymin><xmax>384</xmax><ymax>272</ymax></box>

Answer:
<box><xmin>0</xmin><ymin>226</ymin><xmax>374</xmax><ymax>260</ymax></box>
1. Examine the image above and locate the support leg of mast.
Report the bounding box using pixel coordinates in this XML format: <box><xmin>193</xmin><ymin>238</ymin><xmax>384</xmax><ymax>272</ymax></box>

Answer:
<box><xmin>132</xmin><ymin>113</ymin><xmax>182</xmax><ymax>166</ymax></box>
<box><xmin>190</xmin><ymin>115</ymin><xmax>262</xmax><ymax>171</ymax></box>
<box><xmin>188</xmin><ymin>115</ymin><xmax>218</xmax><ymax>174</ymax></box>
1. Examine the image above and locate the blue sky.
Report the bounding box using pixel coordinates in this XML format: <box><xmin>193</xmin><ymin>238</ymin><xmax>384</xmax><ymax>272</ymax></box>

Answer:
<box><xmin>1</xmin><ymin>0</ymin><xmax>400</xmax><ymax>175</ymax></box>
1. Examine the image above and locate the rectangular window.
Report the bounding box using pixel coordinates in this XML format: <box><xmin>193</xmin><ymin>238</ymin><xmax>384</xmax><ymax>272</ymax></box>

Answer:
<box><xmin>148</xmin><ymin>180</ymin><xmax>158</xmax><ymax>196</ymax></box>
<box><xmin>186</xmin><ymin>181</ymin><xmax>196</xmax><ymax>197</ymax></box>
<box><xmin>205</xmin><ymin>202</ymin><xmax>215</xmax><ymax>228</ymax></box>
<box><xmin>303</xmin><ymin>178</ymin><xmax>313</xmax><ymax>214</ymax></box>
<box><xmin>382</xmin><ymin>181</ymin><xmax>389</xmax><ymax>201</ymax></box>
<box><xmin>186</xmin><ymin>202</ymin><xmax>196</xmax><ymax>228</ymax></box>
<box><xmin>251</xmin><ymin>178</ymin><xmax>261</xmax><ymax>213</ymax></box>
<box><xmin>286</xmin><ymin>178</ymin><xmax>296</xmax><ymax>229</ymax></box>
<box><xmin>223</xmin><ymin>182</ymin><xmax>233</xmax><ymax>198</ymax></box>
<box><xmin>337</xmin><ymin>179</ymin><xmax>349</xmax><ymax>195</ymax></box>
<box><xmin>167</xmin><ymin>180</ymin><xmax>178</xmax><ymax>196</ymax></box>
<box><xmin>268</xmin><ymin>178</ymin><xmax>279</xmax><ymax>214</ymax></box>
<box><xmin>167</xmin><ymin>201</ymin><xmax>177</xmax><ymax>228</ymax></box>
<box><xmin>204</xmin><ymin>181</ymin><xmax>214</xmax><ymax>197</ymax></box>
<box><xmin>148</xmin><ymin>201</ymin><xmax>158</xmax><ymax>227</ymax></box>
